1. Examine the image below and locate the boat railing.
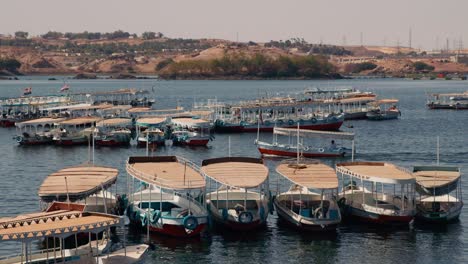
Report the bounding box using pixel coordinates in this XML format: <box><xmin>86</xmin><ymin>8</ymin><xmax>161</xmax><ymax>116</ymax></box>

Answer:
<box><xmin>0</xmin><ymin>246</ymin><xmax>62</xmax><ymax>261</ymax></box>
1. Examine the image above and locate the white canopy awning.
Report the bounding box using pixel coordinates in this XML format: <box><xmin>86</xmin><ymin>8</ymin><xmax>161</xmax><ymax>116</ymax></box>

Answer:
<box><xmin>274</xmin><ymin>127</ymin><xmax>354</xmax><ymax>140</ymax></box>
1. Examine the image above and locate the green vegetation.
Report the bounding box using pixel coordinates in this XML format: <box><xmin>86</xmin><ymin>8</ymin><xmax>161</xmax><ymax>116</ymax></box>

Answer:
<box><xmin>345</xmin><ymin>62</ymin><xmax>378</xmax><ymax>73</ymax></box>
<box><xmin>265</xmin><ymin>38</ymin><xmax>352</xmax><ymax>56</ymax></box>
<box><xmin>413</xmin><ymin>61</ymin><xmax>435</xmax><ymax>71</ymax></box>
<box><xmin>155</xmin><ymin>58</ymin><xmax>174</xmax><ymax>71</ymax></box>
<box><xmin>159</xmin><ymin>53</ymin><xmax>338</xmax><ymax>79</ymax></box>
<box><xmin>14</xmin><ymin>31</ymin><xmax>28</xmax><ymax>39</ymax></box>
<box><xmin>0</xmin><ymin>58</ymin><xmax>21</xmax><ymax>73</ymax></box>
<box><xmin>142</xmin><ymin>31</ymin><xmax>164</xmax><ymax>40</ymax></box>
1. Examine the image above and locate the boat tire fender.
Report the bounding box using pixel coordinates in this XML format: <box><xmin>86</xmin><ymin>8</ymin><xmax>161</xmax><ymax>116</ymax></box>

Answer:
<box><xmin>288</xmin><ymin>120</ymin><xmax>294</xmax><ymax>125</ymax></box>
<box><xmin>337</xmin><ymin>197</ymin><xmax>346</xmax><ymax>207</ymax></box>
<box><xmin>310</xmin><ymin>118</ymin><xmax>317</xmax><ymax>123</ymax></box>
<box><xmin>314</xmin><ymin>207</ymin><xmax>323</xmax><ymax>219</ymax></box>
<box><xmin>318</xmin><ymin>148</ymin><xmax>325</xmax><ymax>153</ymax></box>
<box><xmin>238</xmin><ymin>211</ymin><xmax>254</xmax><ymax>223</ymax></box>
<box><xmin>16</xmin><ymin>136</ymin><xmax>23</xmax><ymax>143</ymax></box>
<box><xmin>151</xmin><ymin>210</ymin><xmax>161</xmax><ymax>224</ymax></box>
<box><xmin>183</xmin><ymin>215</ymin><xmax>199</xmax><ymax>230</ymax></box>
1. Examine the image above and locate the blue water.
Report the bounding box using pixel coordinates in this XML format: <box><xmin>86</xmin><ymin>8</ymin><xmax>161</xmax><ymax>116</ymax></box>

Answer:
<box><xmin>0</xmin><ymin>78</ymin><xmax>466</xmax><ymax>263</ymax></box>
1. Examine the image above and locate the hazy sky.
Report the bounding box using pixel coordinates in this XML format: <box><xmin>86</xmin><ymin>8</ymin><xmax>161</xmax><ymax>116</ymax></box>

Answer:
<box><xmin>2</xmin><ymin>0</ymin><xmax>467</xmax><ymax>50</ymax></box>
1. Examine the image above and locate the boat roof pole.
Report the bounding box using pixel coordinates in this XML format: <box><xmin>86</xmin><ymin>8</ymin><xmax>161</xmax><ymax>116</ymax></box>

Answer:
<box><xmin>256</xmin><ymin>111</ymin><xmax>260</xmax><ymax>144</ymax></box>
<box><xmin>228</xmin><ymin>136</ymin><xmax>231</xmax><ymax>157</ymax></box>
<box><xmin>351</xmin><ymin>140</ymin><xmax>355</xmax><ymax>162</ymax></box>
<box><xmin>296</xmin><ymin>122</ymin><xmax>300</xmax><ymax>164</ymax></box>
<box><xmin>92</xmin><ymin>126</ymin><xmax>95</xmax><ymax>164</ymax></box>
<box><xmin>437</xmin><ymin>136</ymin><xmax>440</xmax><ymax>165</ymax></box>
<box><xmin>65</xmin><ymin>176</ymin><xmax>70</xmax><ymax>209</ymax></box>
<box><xmin>146</xmin><ymin>131</ymin><xmax>149</xmax><ymax>157</ymax></box>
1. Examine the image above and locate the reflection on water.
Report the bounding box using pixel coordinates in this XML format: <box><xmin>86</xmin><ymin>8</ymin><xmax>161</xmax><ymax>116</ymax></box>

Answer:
<box><xmin>0</xmin><ymin>79</ymin><xmax>466</xmax><ymax>263</ymax></box>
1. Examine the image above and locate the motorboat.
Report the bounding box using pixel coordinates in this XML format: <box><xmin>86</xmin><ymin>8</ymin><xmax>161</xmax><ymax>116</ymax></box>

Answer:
<box><xmin>171</xmin><ymin>130</ymin><xmax>211</xmax><ymax>146</ymax></box>
<box><xmin>14</xmin><ymin>117</ymin><xmax>66</xmax><ymax>145</ymax></box>
<box><xmin>427</xmin><ymin>91</ymin><xmax>468</xmax><ymax>110</ymax></box>
<box><xmin>95</xmin><ymin>118</ymin><xmax>133</xmax><ymax>147</ymax></box>
<box><xmin>202</xmin><ymin>157</ymin><xmax>271</xmax><ymax>231</ymax></box>
<box><xmin>126</xmin><ymin>156</ymin><xmax>209</xmax><ymax>237</ymax></box>
<box><xmin>366</xmin><ymin>99</ymin><xmax>401</xmax><ymax>120</ymax></box>
<box><xmin>137</xmin><ymin>128</ymin><xmax>165</xmax><ymax>147</ymax></box>
<box><xmin>413</xmin><ymin>165</ymin><xmax>463</xmax><ymax>223</ymax></box>
<box><xmin>336</xmin><ymin>161</ymin><xmax>416</xmax><ymax>225</ymax></box>
<box><xmin>256</xmin><ymin>127</ymin><xmax>354</xmax><ymax>158</ymax></box>
<box><xmin>0</xmin><ymin>202</ymin><xmax>144</xmax><ymax>264</ymax></box>
<box><xmin>38</xmin><ymin>164</ymin><xmax>119</xmax><ymax>214</ymax></box>
<box><xmin>52</xmin><ymin>117</ymin><xmax>101</xmax><ymax>145</ymax></box>
<box><xmin>274</xmin><ymin>159</ymin><xmax>342</xmax><ymax>231</ymax></box>
<box><xmin>136</xmin><ymin>117</ymin><xmax>168</xmax><ymax>147</ymax></box>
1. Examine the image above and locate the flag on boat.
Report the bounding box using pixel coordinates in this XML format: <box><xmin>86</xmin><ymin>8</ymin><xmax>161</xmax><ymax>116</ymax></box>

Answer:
<box><xmin>60</xmin><ymin>83</ymin><xmax>70</xmax><ymax>92</ymax></box>
<box><xmin>23</xmin><ymin>87</ymin><xmax>32</xmax><ymax>95</ymax></box>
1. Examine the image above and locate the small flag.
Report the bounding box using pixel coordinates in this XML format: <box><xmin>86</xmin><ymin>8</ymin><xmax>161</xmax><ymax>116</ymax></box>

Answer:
<box><xmin>23</xmin><ymin>87</ymin><xmax>32</xmax><ymax>95</ymax></box>
<box><xmin>60</xmin><ymin>83</ymin><xmax>70</xmax><ymax>92</ymax></box>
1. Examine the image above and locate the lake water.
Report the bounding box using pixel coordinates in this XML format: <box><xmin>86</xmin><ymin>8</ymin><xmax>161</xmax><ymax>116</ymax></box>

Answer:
<box><xmin>0</xmin><ymin>78</ymin><xmax>466</xmax><ymax>263</ymax></box>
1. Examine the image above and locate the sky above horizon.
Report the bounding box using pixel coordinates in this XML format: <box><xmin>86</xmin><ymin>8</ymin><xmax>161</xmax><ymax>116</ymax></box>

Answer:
<box><xmin>3</xmin><ymin>0</ymin><xmax>466</xmax><ymax>50</ymax></box>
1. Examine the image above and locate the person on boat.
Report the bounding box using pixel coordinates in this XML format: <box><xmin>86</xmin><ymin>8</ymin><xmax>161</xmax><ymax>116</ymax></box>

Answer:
<box><xmin>330</xmin><ymin>140</ymin><xmax>337</xmax><ymax>150</ymax></box>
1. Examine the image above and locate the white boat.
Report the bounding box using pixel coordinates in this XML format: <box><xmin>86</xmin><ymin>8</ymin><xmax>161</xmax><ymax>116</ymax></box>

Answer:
<box><xmin>201</xmin><ymin>157</ymin><xmax>271</xmax><ymax>231</ymax></box>
<box><xmin>274</xmin><ymin>159</ymin><xmax>342</xmax><ymax>231</ymax></box>
<box><xmin>336</xmin><ymin>161</ymin><xmax>416</xmax><ymax>225</ymax></box>
<box><xmin>52</xmin><ymin>117</ymin><xmax>101</xmax><ymax>146</ymax></box>
<box><xmin>171</xmin><ymin>130</ymin><xmax>211</xmax><ymax>146</ymax></box>
<box><xmin>137</xmin><ymin>128</ymin><xmax>165</xmax><ymax>147</ymax></box>
<box><xmin>136</xmin><ymin>117</ymin><xmax>168</xmax><ymax>147</ymax></box>
<box><xmin>413</xmin><ymin>165</ymin><xmax>463</xmax><ymax>223</ymax></box>
<box><xmin>14</xmin><ymin>117</ymin><xmax>66</xmax><ymax>145</ymax></box>
<box><xmin>256</xmin><ymin>127</ymin><xmax>355</xmax><ymax>158</ymax></box>
<box><xmin>95</xmin><ymin>118</ymin><xmax>133</xmax><ymax>147</ymax></box>
<box><xmin>38</xmin><ymin>164</ymin><xmax>119</xmax><ymax>214</ymax></box>
<box><xmin>0</xmin><ymin>202</ymin><xmax>140</xmax><ymax>264</ymax></box>
<box><xmin>126</xmin><ymin>156</ymin><xmax>209</xmax><ymax>237</ymax></box>
<box><xmin>366</xmin><ymin>99</ymin><xmax>401</xmax><ymax>120</ymax></box>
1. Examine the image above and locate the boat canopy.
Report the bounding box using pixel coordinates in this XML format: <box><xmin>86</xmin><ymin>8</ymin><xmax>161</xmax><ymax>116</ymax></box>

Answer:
<box><xmin>38</xmin><ymin>165</ymin><xmax>118</xmax><ymax>202</ymax></box>
<box><xmin>128</xmin><ymin>107</ymin><xmax>152</xmax><ymax>113</ymax></box>
<box><xmin>337</xmin><ymin>96</ymin><xmax>376</xmax><ymax>104</ymax></box>
<box><xmin>0</xmin><ymin>205</ymin><xmax>122</xmax><ymax>241</ymax></box>
<box><xmin>16</xmin><ymin>117</ymin><xmax>66</xmax><ymax>128</ymax></box>
<box><xmin>430</xmin><ymin>92</ymin><xmax>468</xmax><ymax>97</ymax></box>
<box><xmin>97</xmin><ymin>118</ymin><xmax>132</xmax><ymax>127</ymax></box>
<box><xmin>41</xmin><ymin>103</ymin><xmax>93</xmax><ymax>112</ymax></box>
<box><xmin>370</xmin><ymin>99</ymin><xmax>399</xmax><ymax>105</ymax></box>
<box><xmin>201</xmin><ymin>157</ymin><xmax>268</xmax><ymax>188</ymax></box>
<box><xmin>420</xmin><ymin>194</ymin><xmax>459</xmax><ymax>203</ymax></box>
<box><xmin>413</xmin><ymin>165</ymin><xmax>461</xmax><ymax>196</ymax></box>
<box><xmin>69</xmin><ymin>104</ymin><xmax>113</xmax><ymax>111</ymax></box>
<box><xmin>58</xmin><ymin>117</ymin><xmax>102</xmax><ymax>126</ymax></box>
<box><xmin>276</xmin><ymin>159</ymin><xmax>338</xmax><ymax>190</ymax></box>
<box><xmin>274</xmin><ymin>127</ymin><xmax>354</xmax><ymax>140</ymax></box>
<box><xmin>126</xmin><ymin>156</ymin><xmax>205</xmax><ymax>190</ymax></box>
<box><xmin>336</xmin><ymin>161</ymin><xmax>415</xmax><ymax>184</ymax></box>
<box><xmin>171</xmin><ymin>117</ymin><xmax>211</xmax><ymax>128</ymax></box>
<box><xmin>136</xmin><ymin>117</ymin><xmax>167</xmax><ymax>127</ymax></box>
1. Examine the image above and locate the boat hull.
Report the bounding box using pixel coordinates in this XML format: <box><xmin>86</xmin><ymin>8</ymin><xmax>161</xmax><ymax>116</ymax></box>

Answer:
<box><xmin>274</xmin><ymin>199</ymin><xmax>339</xmax><ymax>232</ymax></box>
<box><xmin>54</xmin><ymin>138</ymin><xmax>88</xmax><ymax>146</ymax></box>
<box><xmin>215</xmin><ymin>115</ymin><xmax>344</xmax><ymax>133</ymax></box>
<box><xmin>366</xmin><ymin>110</ymin><xmax>400</xmax><ymax>120</ymax></box>
<box><xmin>96</xmin><ymin>139</ymin><xmax>130</xmax><ymax>147</ymax></box>
<box><xmin>148</xmin><ymin>223</ymin><xmax>207</xmax><ymax>237</ymax></box>
<box><xmin>258</xmin><ymin>146</ymin><xmax>345</xmax><ymax>158</ymax></box>
<box><xmin>341</xmin><ymin>204</ymin><xmax>413</xmax><ymax>225</ymax></box>
<box><xmin>344</xmin><ymin>111</ymin><xmax>368</xmax><ymax>120</ymax></box>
